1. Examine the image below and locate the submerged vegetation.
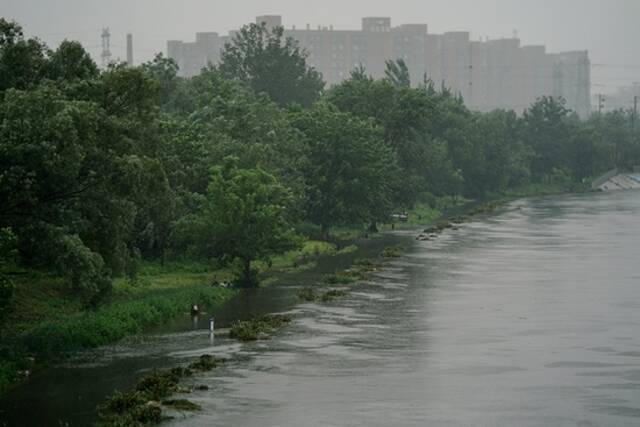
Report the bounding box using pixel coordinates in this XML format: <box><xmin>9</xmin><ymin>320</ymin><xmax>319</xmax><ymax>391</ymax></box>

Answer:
<box><xmin>381</xmin><ymin>246</ymin><xmax>406</xmax><ymax>258</ymax></box>
<box><xmin>228</xmin><ymin>314</ymin><xmax>293</xmax><ymax>341</ymax></box>
<box><xmin>298</xmin><ymin>287</ymin><xmax>350</xmax><ymax>303</ymax></box>
<box><xmin>100</xmin><ymin>355</ymin><xmax>225</xmax><ymax>426</ymax></box>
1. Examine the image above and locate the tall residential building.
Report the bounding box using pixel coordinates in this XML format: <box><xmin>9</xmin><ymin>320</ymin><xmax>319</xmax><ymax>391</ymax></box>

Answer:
<box><xmin>167</xmin><ymin>15</ymin><xmax>592</xmax><ymax>118</ymax></box>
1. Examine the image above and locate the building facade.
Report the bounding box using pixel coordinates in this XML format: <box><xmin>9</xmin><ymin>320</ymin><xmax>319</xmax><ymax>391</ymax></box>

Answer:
<box><xmin>167</xmin><ymin>15</ymin><xmax>592</xmax><ymax>118</ymax></box>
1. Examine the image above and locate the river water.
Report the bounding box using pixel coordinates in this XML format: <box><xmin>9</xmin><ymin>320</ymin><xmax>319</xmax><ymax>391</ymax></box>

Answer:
<box><xmin>2</xmin><ymin>191</ymin><xmax>640</xmax><ymax>426</ymax></box>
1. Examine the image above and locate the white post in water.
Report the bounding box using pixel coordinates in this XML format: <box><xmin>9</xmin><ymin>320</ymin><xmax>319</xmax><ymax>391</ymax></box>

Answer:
<box><xmin>209</xmin><ymin>317</ymin><xmax>215</xmax><ymax>333</ymax></box>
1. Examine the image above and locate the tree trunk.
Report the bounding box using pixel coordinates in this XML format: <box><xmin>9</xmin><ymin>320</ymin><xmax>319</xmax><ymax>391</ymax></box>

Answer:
<box><xmin>242</xmin><ymin>258</ymin><xmax>256</xmax><ymax>288</ymax></box>
<box><xmin>320</xmin><ymin>224</ymin><xmax>330</xmax><ymax>241</ymax></box>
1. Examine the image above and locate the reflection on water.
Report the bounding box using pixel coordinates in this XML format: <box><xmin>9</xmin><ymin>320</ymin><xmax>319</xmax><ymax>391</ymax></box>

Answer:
<box><xmin>3</xmin><ymin>191</ymin><xmax>640</xmax><ymax>426</ymax></box>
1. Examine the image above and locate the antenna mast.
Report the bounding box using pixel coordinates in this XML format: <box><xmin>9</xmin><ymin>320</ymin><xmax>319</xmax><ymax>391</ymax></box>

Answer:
<box><xmin>101</xmin><ymin>28</ymin><xmax>112</xmax><ymax>68</ymax></box>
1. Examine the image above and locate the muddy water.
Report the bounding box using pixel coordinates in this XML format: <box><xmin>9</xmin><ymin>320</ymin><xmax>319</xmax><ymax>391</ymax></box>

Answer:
<box><xmin>3</xmin><ymin>191</ymin><xmax>640</xmax><ymax>426</ymax></box>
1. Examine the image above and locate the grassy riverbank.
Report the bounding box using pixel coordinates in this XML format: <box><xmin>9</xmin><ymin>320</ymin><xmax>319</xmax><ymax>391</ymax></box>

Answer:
<box><xmin>0</xmin><ymin>185</ymin><xmax>586</xmax><ymax>397</ymax></box>
<box><xmin>0</xmin><ymin>239</ymin><xmax>342</xmax><ymax>396</ymax></box>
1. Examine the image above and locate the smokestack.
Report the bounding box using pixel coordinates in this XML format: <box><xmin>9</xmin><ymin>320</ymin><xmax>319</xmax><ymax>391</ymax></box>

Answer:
<box><xmin>126</xmin><ymin>33</ymin><xmax>133</xmax><ymax>66</ymax></box>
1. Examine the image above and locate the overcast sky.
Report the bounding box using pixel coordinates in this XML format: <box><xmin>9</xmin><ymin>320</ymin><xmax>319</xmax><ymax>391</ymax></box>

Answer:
<box><xmin>3</xmin><ymin>0</ymin><xmax>639</xmax><ymax>95</ymax></box>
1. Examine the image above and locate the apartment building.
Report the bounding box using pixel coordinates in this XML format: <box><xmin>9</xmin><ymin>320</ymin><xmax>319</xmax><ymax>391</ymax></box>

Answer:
<box><xmin>167</xmin><ymin>15</ymin><xmax>592</xmax><ymax>118</ymax></box>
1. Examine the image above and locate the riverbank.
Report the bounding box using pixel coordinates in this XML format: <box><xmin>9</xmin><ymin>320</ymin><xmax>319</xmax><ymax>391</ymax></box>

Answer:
<box><xmin>0</xmin><ymin>184</ymin><xmax>581</xmax><ymax>400</ymax></box>
<box><xmin>92</xmin><ymin>197</ymin><xmax>523</xmax><ymax>425</ymax></box>
<box><xmin>0</xmin><ymin>240</ymin><xmax>344</xmax><ymax>397</ymax></box>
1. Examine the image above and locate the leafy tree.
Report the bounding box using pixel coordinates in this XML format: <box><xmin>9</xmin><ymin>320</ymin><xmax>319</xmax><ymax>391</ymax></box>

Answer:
<box><xmin>141</xmin><ymin>53</ymin><xmax>193</xmax><ymax>113</ymax></box>
<box><xmin>169</xmin><ymin>67</ymin><xmax>308</xmax><ymax>212</ymax></box>
<box><xmin>461</xmin><ymin>110</ymin><xmax>531</xmax><ymax>196</ymax></box>
<box><xmin>0</xmin><ymin>19</ymin><xmax>47</xmax><ymax>94</ymax></box>
<box><xmin>178</xmin><ymin>161</ymin><xmax>300</xmax><ymax>287</ymax></box>
<box><xmin>219</xmin><ymin>23</ymin><xmax>324</xmax><ymax>107</ymax></box>
<box><xmin>384</xmin><ymin>59</ymin><xmax>411</xmax><ymax>87</ymax></box>
<box><xmin>0</xmin><ymin>85</ymin><xmax>119</xmax><ymax>302</ymax></box>
<box><xmin>327</xmin><ymin>74</ymin><xmax>447</xmax><ymax>205</ymax></box>
<box><xmin>54</xmin><ymin>232</ymin><xmax>111</xmax><ymax>305</ymax></box>
<box><xmin>291</xmin><ymin>103</ymin><xmax>398</xmax><ymax>238</ymax></box>
<box><xmin>43</xmin><ymin>40</ymin><xmax>99</xmax><ymax>82</ymax></box>
<box><xmin>522</xmin><ymin>96</ymin><xmax>572</xmax><ymax>180</ymax></box>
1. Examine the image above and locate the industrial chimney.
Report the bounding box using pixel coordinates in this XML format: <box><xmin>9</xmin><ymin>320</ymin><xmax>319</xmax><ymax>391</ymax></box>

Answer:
<box><xmin>126</xmin><ymin>33</ymin><xmax>133</xmax><ymax>66</ymax></box>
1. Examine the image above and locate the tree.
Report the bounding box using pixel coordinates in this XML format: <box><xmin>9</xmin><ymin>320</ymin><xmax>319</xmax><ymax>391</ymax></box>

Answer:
<box><xmin>141</xmin><ymin>53</ymin><xmax>193</xmax><ymax>113</ymax></box>
<box><xmin>0</xmin><ymin>85</ymin><xmax>117</xmax><ymax>303</ymax></box>
<box><xmin>0</xmin><ymin>19</ymin><xmax>47</xmax><ymax>94</ymax></box>
<box><xmin>326</xmin><ymin>74</ymin><xmax>439</xmax><ymax>205</ymax></box>
<box><xmin>291</xmin><ymin>103</ymin><xmax>398</xmax><ymax>238</ymax></box>
<box><xmin>522</xmin><ymin>96</ymin><xmax>572</xmax><ymax>180</ymax></box>
<box><xmin>178</xmin><ymin>161</ymin><xmax>299</xmax><ymax>287</ymax></box>
<box><xmin>169</xmin><ymin>67</ymin><xmax>309</xmax><ymax>208</ymax></box>
<box><xmin>43</xmin><ymin>40</ymin><xmax>99</xmax><ymax>82</ymax></box>
<box><xmin>384</xmin><ymin>59</ymin><xmax>411</xmax><ymax>87</ymax></box>
<box><xmin>219</xmin><ymin>23</ymin><xmax>324</xmax><ymax>107</ymax></box>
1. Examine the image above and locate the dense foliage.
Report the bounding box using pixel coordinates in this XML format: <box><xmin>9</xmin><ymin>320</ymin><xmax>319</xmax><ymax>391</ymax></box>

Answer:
<box><xmin>1</xmin><ymin>17</ymin><xmax>639</xmax><ymax>312</ymax></box>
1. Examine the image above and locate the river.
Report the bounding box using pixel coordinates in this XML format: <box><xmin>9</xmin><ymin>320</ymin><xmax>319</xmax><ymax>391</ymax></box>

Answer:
<box><xmin>2</xmin><ymin>191</ymin><xmax>640</xmax><ymax>426</ymax></box>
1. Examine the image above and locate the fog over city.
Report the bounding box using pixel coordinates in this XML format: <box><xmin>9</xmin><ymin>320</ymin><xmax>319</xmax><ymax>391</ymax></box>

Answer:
<box><xmin>4</xmin><ymin>0</ymin><xmax>640</xmax><ymax>95</ymax></box>
<box><xmin>3</xmin><ymin>2</ymin><xmax>640</xmax><ymax>426</ymax></box>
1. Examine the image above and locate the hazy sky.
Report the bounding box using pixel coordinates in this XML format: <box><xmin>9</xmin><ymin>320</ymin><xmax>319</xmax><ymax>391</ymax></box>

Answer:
<box><xmin>3</xmin><ymin>0</ymin><xmax>639</xmax><ymax>94</ymax></box>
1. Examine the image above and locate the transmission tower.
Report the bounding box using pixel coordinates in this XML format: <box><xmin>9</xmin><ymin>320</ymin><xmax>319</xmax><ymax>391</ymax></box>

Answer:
<box><xmin>101</xmin><ymin>28</ymin><xmax>112</xmax><ymax>68</ymax></box>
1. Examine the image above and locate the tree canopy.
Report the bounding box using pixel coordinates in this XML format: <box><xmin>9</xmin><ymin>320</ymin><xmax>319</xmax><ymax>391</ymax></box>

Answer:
<box><xmin>1</xmin><ymin>16</ymin><xmax>639</xmax><ymax>309</ymax></box>
<box><xmin>219</xmin><ymin>23</ymin><xmax>325</xmax><ymax>107</ymax></box>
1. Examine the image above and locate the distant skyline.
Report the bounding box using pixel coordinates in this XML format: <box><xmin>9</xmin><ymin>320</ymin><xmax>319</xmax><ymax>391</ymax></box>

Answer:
<box><xmin>4</xmin><ymin>0</ymin><xmax>639</xmax><ymax>97</ymax></box>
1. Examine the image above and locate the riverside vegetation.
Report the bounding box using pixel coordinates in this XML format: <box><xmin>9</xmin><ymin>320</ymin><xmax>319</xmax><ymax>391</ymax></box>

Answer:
<box><xmin>1</xmin><ymin>17</ymin><xmax>640</xmax><ymax>397</ymax></box>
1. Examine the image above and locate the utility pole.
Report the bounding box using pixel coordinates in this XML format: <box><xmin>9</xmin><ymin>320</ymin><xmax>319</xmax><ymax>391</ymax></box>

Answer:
<box><xmin>101</xmin><ymin>28</ymin><xmax>112</xmax><ymax>68</ymax></box>
<box><xmin>633</xmin><ymin>95</ymin><xmax>638</xmax><ymax>132</ymax></box>
<box><xmin>598</xmin><ymin>94</ymin><xmax>606</xmax><ymax>115</ymax></box>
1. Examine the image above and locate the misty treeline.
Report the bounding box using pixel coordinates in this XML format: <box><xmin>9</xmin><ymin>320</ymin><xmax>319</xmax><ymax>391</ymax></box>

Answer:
<box><xmin>1</xmin><ymin>20</ymin><xmax>639</xmax><ymax>312</ymax></box>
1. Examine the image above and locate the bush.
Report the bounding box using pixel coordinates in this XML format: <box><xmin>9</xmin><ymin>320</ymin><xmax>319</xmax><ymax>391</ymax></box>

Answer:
<box><xmin>55</xmin><ymin>233</ymin><xmax>112</xmax><ymax>306</ymax></box>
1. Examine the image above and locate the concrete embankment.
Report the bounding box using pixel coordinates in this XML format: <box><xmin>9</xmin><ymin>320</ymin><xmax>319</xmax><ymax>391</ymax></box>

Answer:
<box><xmin>592</xmin><ymin>169</ymin><xmax>640</xmax><ymax>191</ymax></box>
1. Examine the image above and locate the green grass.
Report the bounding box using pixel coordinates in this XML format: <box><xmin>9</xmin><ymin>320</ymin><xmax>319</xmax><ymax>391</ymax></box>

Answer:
<box><xmin>253</xmin><ymin>240</ymin><xmax>339</xmax><ymax>274</ymax></box>
<box><xmin>0</xmin><ymin>262</ymin><xmax>237</xmax><ymax>397</ymax></box>
<box><xmin>0</xmin><ymin>237</ymin><xmax>346</xmax><ymax>395</ymax></box>
<box><xmin>22</xmin><ymin>285</ymin><xmax>234</xmax><ymax>357</ymax></box>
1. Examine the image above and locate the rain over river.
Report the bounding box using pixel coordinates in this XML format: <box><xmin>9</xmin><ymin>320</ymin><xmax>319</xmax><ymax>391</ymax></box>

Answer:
<box><xmin>2</xmin><ymin>191</ymin><xmax>640</xmax><ymax>426</ymax></box>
